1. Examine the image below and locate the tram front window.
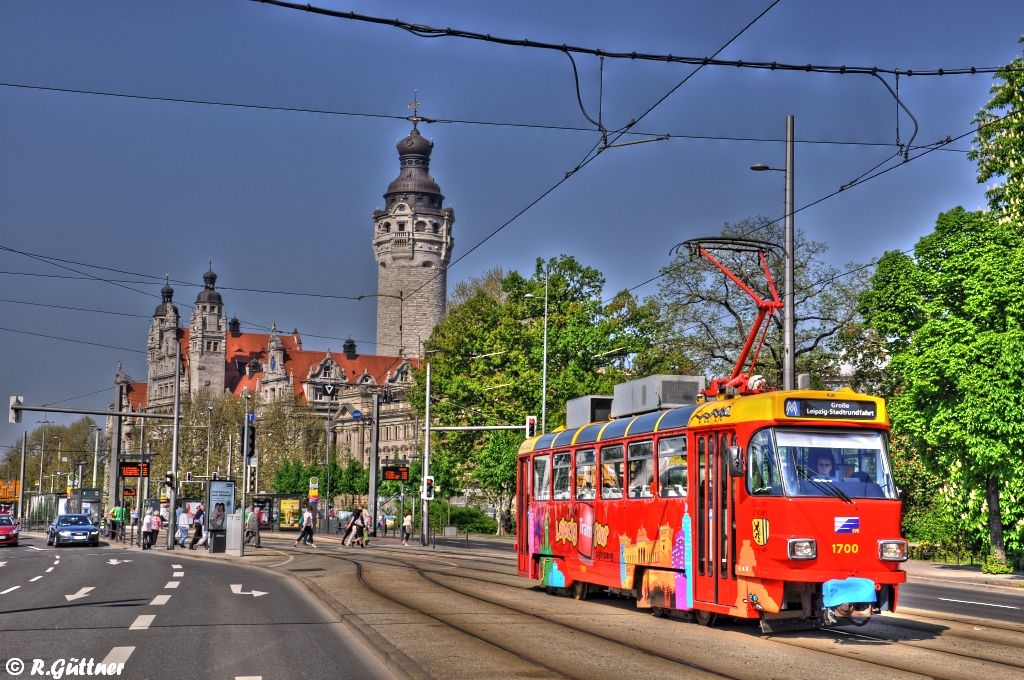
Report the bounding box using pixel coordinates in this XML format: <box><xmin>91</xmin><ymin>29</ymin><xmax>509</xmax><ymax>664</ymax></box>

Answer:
<box><xmin>747</xmin><ymin>429</ymin><xmax>897</xmax><ymax>499</ymax></box>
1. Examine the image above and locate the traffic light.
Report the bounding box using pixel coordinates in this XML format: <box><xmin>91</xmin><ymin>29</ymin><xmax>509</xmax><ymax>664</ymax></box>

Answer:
<box><xmin>525</xmin><ymin>415</ymin><xmax>538</xmax><ymax>438</ymax></box>
<box><xmin>186</xmin><ymin>471</ymin><xmax>193</xmax><ymax>482</ymax></box>
<box><xmin>246</xmin><ymin>469</ymin><xmax>256</xmax><ymax>493</ymax></box>
<box><xmin>164</xmin><ymin>471</ymin><xmax>174</xmax><ymax>488</ymax></box>
<box><xmin>245</xmin><ymin>423</ymin><xmax>257</xmax><ymax>463</ymax></box>
<box><xmin>423</xmin><ymin>476</ymin><xmax>435</xmax><ymax>501</ymax></box>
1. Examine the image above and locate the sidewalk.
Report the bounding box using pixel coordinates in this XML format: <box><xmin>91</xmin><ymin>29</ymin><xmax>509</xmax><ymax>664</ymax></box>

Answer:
<box><xmin>901</xmin><ymin>558</ymin><xmax>1024</xmax><ymax>589</ymax></box>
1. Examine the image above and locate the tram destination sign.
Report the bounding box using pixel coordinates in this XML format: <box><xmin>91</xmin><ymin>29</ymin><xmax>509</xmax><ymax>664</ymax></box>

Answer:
<box><xmin>783</xmin><ymin>399</ymin><xmax>877</xmax><ymax>420</ymax></box>
<box><xmin>382</xmin><ymin>465</ymin><xmax>410</xmax><ymax>481</ymax></box>
<box><xmin>119</xmin><ymin>462</ymin><xmax>150</xmax><ymax>478</ymax></box>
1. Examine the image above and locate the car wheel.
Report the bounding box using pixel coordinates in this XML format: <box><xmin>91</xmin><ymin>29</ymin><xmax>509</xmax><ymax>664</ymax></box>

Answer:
<box><xmin>47</xmin><ymin>538</ymin><xmax>53</xmax><ymax>546</ymax></box>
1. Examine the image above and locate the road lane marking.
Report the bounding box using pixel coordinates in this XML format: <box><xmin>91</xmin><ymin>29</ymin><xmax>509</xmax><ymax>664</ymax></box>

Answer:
<box><xmin>27</xmin><ymin>546</ymin><xmax>44</xmax><ymax>551</ymax></box>
<box><xmin>65</xmin><ymin>587</ymin><xmax>95</xmax><ymax>601</ymax></box>
<box><xmin>230</xmin><ymin>584</ymin><xmax>268</xmax><ymax>597</ymax></box>
<box><xmin>46</xmin><ymin>567</ymin><xmax>54</xmax><ymax>573</ymax></box>
<box><xmin>0</xmin><ymin>561</ymin><xmax>6</xmax><ymax>567</ymax></box>
<box><xmin>173</xmin><ymin>571</ymin><xmax>184</xmax><ymax>577</ymax></box>
<box><xmin>938</xmin><ymin>597</ymin><xmax>1019</xmax><ymax>609</ymax></box>
<box><xmin>29</xmin><ymin>576</ymin><xmax>42</xmax><ymax>582</ymax></box>
<box><xmin>129</xmin><ymin>615</ymin><xmax>155</xmax><ymax>630</ymax></box>
<box><xmin>236</xmin><ymin>677</ymin><xmax>263</xmax><ymax>679</ymax></box>
<box><xmin>101</xmin><ymin>647</ymin><xmax>134</xmax><ymax>666</ymax></box>
<box><xmin>150</xmin><ymin>595</ymin><xmax>171</xmax><ymax>606</ymax></box>
<box><xmin>172</xmin><ymin>564</ymin><xmax>182</xmax><ymax>568</ymax></box>
<box><xmin>107</xmin><ymin>559</ymin><xmax>132</xmax><ymax>565</ymax></box>
<box><xmin>165</xmin><ymin>581</ymin><xmax>179</xmax><ymax>589</ymax></box>
<box><xmin>1</xmin><ymin>586</ymin><xmax>20</xmax><ymax>594</ymax></box>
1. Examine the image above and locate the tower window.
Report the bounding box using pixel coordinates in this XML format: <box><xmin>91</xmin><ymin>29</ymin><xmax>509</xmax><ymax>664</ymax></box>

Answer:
<box><xmin>382</xmin><ymin>222</ymin><xmax>391</xmax><ymax>233</ymax></box>
<box><xmin>398</xmin><ymin>222</ymin><xmax>405</xmax><ymax>232</ymax></box>
<box><xmin>432</xmin><ymin>223</ymin><xmax>440</xmax><ymax>234</ymax></box>
<box><xmin>422</xmin><ymin>261</ymin><xmax>433</xmax><ymax>268</ymax></box>
<box><xmin>415</xmin><ymin>221</ymin><xmax>426</xmax><ymax>232</ymax></box>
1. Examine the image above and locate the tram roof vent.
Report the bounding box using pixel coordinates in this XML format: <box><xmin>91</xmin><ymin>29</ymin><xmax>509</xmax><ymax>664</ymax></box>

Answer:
<box><xmin>611</xmin><ymin>375</ymin><xmax>706</xmax><ymax>418</ymax></box>
<box><xmin>566</xmin><ymin>395</ymin><xmax>613</xmax><ymax>429</ymax></box>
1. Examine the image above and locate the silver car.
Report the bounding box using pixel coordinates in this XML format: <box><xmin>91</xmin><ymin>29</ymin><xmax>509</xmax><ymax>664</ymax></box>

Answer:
<box><xmin>47</xmin><ymin>514</ymin><xmax>100</xmax><ymax>547</ymax></box>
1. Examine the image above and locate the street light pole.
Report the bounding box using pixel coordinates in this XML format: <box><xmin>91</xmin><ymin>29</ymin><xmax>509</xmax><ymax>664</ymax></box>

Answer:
<box><xmin>91</xmin><ymin>426</ymin><xmax>100</xmax><ymax>488</ymax></box>
<box><xmin>751</xmin><ymin>114</ymin><xmax>796</xmax><ymax>390</ymax></box>
<box><xmin>205</xmin><ymin>405</ymin><xmax>212</xmax><ymax>477</ymax></box>
<box><xmin>524</xmin><ymin>265</ymin><xmax>549</xmax><ymax>434</ymax></box>
<box><xmin>36</xmin><ymin>419</ymin><xmax>50</xmax><ymax>495</ymax></box>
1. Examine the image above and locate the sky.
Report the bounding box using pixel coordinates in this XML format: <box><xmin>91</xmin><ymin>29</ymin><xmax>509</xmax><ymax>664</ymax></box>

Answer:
<box><xmin>2</xmin><ymin>0</ymin><xmax>1022</xmax><ymax>449</ymax></box>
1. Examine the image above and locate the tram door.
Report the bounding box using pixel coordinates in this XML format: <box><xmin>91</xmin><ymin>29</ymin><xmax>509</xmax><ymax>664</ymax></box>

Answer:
<box><xmin>693</xmin><ymin>430</ymin><xmax>738</xmax><ymax>608</ymax></box>
<box><xmin>516</xmin><ymin>456</ymin><xmax>531</xmax><ymax>576</ymax></box>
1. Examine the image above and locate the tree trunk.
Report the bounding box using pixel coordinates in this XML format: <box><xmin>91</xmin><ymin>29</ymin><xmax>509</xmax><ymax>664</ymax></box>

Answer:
<box><xmin>986</xmin><ymin>475</ymin><xmax>1006</xmax><ymax>563</ymax></box>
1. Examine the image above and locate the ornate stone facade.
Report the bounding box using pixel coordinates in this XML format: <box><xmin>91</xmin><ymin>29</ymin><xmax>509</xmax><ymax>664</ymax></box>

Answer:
<box><xmin>124</xmin><ymin>123</ymin><xmax>454</xmax><ymax>472</ymax></box>
<box><xmin>373</xmin><ymin>123</ymin><xmax>454</xmax><ymax>358</ymax></box>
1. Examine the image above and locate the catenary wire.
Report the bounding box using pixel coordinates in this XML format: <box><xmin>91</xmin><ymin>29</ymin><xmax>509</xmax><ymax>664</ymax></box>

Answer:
<box><xmin>251</xmin><ymin>1</ymin><xmax>1022</xmax><ymax>77</ymax></box>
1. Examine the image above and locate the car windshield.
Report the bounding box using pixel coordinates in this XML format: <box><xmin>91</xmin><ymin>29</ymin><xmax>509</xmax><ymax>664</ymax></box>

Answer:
<box><xmin>58</xmin><ymin>515</ymin><xmax>91</xmax><ymax>526</ymax></box>
<box><xmin>0</xmin><ymin>516</ymin><xmax>13</xmax><ymax>526</ymax></box>
<box><xmin>747</xmin><ymin>428</ymin><xmax>898</xmax><ymax>499</ymax></box>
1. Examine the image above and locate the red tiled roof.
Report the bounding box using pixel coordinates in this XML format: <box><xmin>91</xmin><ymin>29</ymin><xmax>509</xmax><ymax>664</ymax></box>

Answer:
<box><xmin>126</xmin><ymin>382</ymin><xmax>148</xmax><ymax>410</ymax></box>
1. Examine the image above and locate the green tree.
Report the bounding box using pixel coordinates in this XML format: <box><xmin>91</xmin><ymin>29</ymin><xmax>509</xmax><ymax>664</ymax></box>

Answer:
<box><xmin>411</xmin><ymin>256</ymin><xmax>668</xmax><ymax>531</ymax></box>
<box><xmin>859</xmin><ymin>207</ymin><xmax>1024</xmax><ymax>563</ymax></box>
<box><xmin>968</xmin><ymin>36</ymin><xmax>1024</xmax><ymax>224</ymax></box>
<box><xmin>657</xmin><ymin>217</ymin><xmax>872</xmax><ymax>388</ymax></box>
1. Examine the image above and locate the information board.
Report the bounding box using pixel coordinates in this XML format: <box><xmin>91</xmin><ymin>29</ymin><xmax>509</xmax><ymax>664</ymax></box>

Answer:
<box><xmin>119</xmin><ymin>462</ymin><xmax>150</xmax><ymax>478</ymax></box>
<box><xmin>382</xmin><ymin>466</ymin><xmax>410</xmax><ymax>481</ymax></box>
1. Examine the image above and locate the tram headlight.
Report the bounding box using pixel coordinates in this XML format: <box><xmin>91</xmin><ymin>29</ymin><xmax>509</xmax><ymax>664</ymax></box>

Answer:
<box><xmin>788</xmin><ymin>538</ymin><xmax>817</xmax><ymax>560</ymax></box>
<box><xmin>878</xmin><ymin>540</ymin><xmax>908</xmax><ymax>561</ymax></box>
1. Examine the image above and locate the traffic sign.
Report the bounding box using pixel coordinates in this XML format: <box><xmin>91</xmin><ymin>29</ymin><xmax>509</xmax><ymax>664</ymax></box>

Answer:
<box><xmin>309</xmin><ymin>477</ymin><xmax>318</xmax><ymax>489</ymax></box>
<box><xmin>247</xmin><ymin>412</ymin><xmax>256</xmax><ymax>423</ymax></box>
<box><xmin>351</xmin><ymin>409</ymin><xmax>362</xmax><ymax>421</ymax></box>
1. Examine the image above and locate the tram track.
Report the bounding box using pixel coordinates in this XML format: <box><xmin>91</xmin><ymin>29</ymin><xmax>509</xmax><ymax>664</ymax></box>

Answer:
<box><xmin>280</xmin><ymin>543</ymin><xmax>1018</xmax><ymax>678</ymax></box>
<box><xmin>289</xmin><ymin>546</ymin><xmax>741</xmax><ymax>679</ymax></box>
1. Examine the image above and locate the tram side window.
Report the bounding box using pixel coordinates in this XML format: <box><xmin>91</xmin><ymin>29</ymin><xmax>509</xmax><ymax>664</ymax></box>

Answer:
<box><xmin>600</xmin><ymin>445</ymin><xmax>624</xmax><ymax>499</ymax></box>
<box><xmin>533</xmin><ymin>454</ymin><xmax>551</xmax><ymax>501</ymax></box>
<box><xmin>552</xmin><ymin>452</ymin><xmax>571</xmax><ymax>500</ymax></box>
<box><xmin>627</xmin><ymin>440</ymin><xmax>654</xmax><ymax>498</ymax></box>
<box><xmin>748</xmin><ymin>430</ymin><xmax>782</xmax><ymax>496</ymax></box>
<box><xmin>658</xmin><ymin>435</ymin><xmax>687</xmax><ymax>498</ymax></box>
<box><xmin>576</xmin><ymin>449</ymin><xmax>596</xmax><ymax>499</ymax></box>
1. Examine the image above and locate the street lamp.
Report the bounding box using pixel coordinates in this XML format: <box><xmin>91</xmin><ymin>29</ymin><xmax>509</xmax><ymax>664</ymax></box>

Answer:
<box><xmin>205</xmin><ymin>405</ymin><xmax>213</xmax><ymax>477</ymax></box>
<box><xmin>90</xmin><ymin>425</ymin><xmax>101</xmax><ymax>488</ymax></box>
<box><xmin>751</xmin><ymin>114</ymin><xmax>795</xmax><ymax>390</ymax></box>
<box><xmin>524</xmin><ymin>268</ymin><xmax>549</xmax><ymax>434</ymax></box>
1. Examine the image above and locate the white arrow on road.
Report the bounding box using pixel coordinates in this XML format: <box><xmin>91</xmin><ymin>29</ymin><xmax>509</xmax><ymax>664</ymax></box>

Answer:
<box><xmin>230</xmin><ymin>584</ymin><xmax>267</xmax><ymax>598</ymax></box>
<box><xmin>107</xmin><ymin>559</ymin><xmax>132</xmax><ymax>565</ymax></box>
<box><xmin>65</xmin><ymin>587</ymin><xmax>94</xmax><ymax>601</ymax></box>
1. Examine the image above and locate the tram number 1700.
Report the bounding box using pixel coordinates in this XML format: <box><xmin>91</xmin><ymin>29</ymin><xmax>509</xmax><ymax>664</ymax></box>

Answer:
<box><xmin>832</xmin><ymin>543</ymin><xmax>860</xmax><ymax>554</ymax></box>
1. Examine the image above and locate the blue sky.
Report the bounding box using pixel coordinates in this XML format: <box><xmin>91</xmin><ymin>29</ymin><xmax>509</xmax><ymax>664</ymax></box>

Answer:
<box><xmin>2</xmin><ymin>0</ymin><xmax>1022</xmax><ymax>447</ymax></box>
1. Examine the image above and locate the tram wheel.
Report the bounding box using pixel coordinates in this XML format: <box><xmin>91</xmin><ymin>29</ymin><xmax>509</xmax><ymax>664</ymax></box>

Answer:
<box><xmin>694</xmin><ymin>609</ymin><xmax>717</xmax><ymax>627</ymax></box>
<box><xmin>571</xmin><ymin>581</ymin><xmax>588</xmax><ymax>600</ymax></box>
<box><xmin>545</xmin><ymin>586</ymin><xmax>558</xmax><ymax>596</ymax></box>
<box><xmin>651</xmin><ymin>606</ymin><xmax>667</xmax><ymax>618</ymax></box>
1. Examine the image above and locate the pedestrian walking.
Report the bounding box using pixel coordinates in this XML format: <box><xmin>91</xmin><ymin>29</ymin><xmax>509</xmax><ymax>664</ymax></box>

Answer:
<box><xmin>141</xmin><ymin>509</ymin><xmax>153</xmax><ymax>549</ymax></box>
<box><xmin>150</xmin><ymin>509</ymin><xmax>162</xmax><ymax>548</ymax></box>
<box><xmin>175</xmin><ymin>504</ymin><xmax>188</xmax><ymax>548</ymax></box>
<box><xmin>189</xmin><ymin>503</ymin><xmax>206</xmax><ymax>550</ymax></box>
<box><xmin>245</xmin><ymin>503</ymin><xmax>262</xmax><ymax>547</ymax></box>
<box><xmin>402</xmin><ymin>509</ymin><xmax>413</xmax><ymax>546</ymax></box>
<box><xmin>293</xmin><ymin>505</ymin><xmax>317</xmax><ymax>549</ymax></box>
<box><xmin>343</xmin><ymin>506</ymin><xmax>364</xmax><ymax>547</ymax></box>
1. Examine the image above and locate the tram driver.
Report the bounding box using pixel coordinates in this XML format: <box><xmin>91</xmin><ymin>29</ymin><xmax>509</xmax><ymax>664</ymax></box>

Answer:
<box><xmin>810</xmin><ymin>450</ymin><xmax>836</xmax><ymax>479</ymax></box>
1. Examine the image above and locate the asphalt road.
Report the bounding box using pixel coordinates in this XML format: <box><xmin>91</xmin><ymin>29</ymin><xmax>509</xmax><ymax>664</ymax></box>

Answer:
<box><xmin>0</xmin><ymin>533</ymin><xmax>393</xmax><ymax>679</ymax></box>
<box><xmin>900</xmin><ymin>578</ymin><xmax>1024</xmax><ymax>625</ymax></box>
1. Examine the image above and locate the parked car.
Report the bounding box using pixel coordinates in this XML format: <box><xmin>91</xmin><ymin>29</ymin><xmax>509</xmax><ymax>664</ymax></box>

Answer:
<box><xmin>0</xmin><ymin>515</ymin><xmax>19</xmax><ymax>547</ymax></box>
<box><xmin>47</xmin><ymin>514</ymin><xmax>100</xmax><ymax>547</ymax></box>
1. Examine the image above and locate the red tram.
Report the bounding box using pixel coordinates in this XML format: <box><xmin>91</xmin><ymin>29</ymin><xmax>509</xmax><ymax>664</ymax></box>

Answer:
<box><xmin>515</xmin><ymin>385</ymin><xmax>907</xmax><ymax>631</ymax></box>
<box><xmin>515</xmin><ymin>239</ymin><xmax>907</xmax><ymax>632</ymax></box>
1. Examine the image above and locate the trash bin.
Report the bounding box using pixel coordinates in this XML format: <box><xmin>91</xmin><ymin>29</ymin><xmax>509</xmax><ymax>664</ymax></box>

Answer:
<box><xmin>443</xmin><ymin>525</ymin><xmax>458</xmax><ymax>538</ymax></box>
<box><xmin>209</xmin><ymin>529</ymin><xmax>227</xmax><ymax>553</ymax></box>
